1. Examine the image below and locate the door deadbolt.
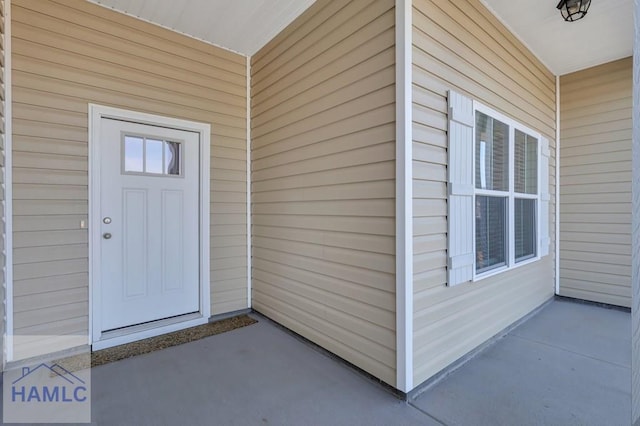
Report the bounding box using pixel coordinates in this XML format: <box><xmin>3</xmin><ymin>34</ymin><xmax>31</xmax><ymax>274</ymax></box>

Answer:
<box><xmin>103</xmin><ymin>233</ymin><xmax>112</xmax><ymax>240</ymax></box>
<box><xmin>103</xmin><ymin>217</ymin><xmax>112</xmax><ymax>224</ymax></box>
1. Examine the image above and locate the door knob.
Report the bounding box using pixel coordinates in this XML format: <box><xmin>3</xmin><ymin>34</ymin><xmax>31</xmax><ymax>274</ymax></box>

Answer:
<box><xmin>103</xmin><ymin>233</ymin><xmax>112</xmax><ymax>240</ymax></box>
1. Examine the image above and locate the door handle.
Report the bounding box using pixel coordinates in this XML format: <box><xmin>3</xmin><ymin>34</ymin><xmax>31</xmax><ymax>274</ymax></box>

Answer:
<box><xmin>103</xmin><ymin>233</ymin><xmax>112</xmax><ymax>240</ymax></box>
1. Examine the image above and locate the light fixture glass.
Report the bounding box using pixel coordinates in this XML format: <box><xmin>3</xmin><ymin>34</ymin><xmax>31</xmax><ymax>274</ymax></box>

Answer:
<box><xmin>556</xmin><ymin>0</ymin><xmax>592</xmax><ymax>22</ymax></box>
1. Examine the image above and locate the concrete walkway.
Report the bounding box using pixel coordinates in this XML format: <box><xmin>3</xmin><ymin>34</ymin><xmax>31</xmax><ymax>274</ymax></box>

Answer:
<box><xmin>412</xmin><ymin>299</ymin><xmax>631</xmax><ymax>426</ymax></box>
<box><xmin>1</xmin><ymin>298</ymin><xmax>630</xmax><ymax>425</ymax></box>
<box><xmin>89</xmin><ymin>316</ymin><xmax>431</xmax><ymax>426</ymax></box>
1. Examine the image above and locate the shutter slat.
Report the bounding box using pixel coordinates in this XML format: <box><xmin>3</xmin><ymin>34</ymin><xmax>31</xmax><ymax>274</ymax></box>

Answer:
<box><xmin>447</xmin><ymin>91</ymin><xmax>474</xmax><ymax>286</ymax></box>
<box><xmin>539</xmin><ymin>137</ymin><xmax>551</xmax><ymax>257</ymax></box>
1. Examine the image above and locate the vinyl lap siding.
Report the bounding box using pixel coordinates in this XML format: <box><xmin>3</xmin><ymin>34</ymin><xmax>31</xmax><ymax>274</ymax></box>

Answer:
<box><xmin>633</xmin><ymin>11</ymin><xmax>640</xmax><ymax>421</ymax></box>
<box><xmin>0</xmin><ymin>0</ymin><xmax>5</xmax><ymax>361</ymax></box>
<box><xmin>412</xmin><ymin>0</ymin><xmax>556</xmax><ymax>385</ymax></box>
<box><xmin>11</xmin><ymin>0</ymin><xmax>247</xmax><ymax>357</ymax></box>
<box><xmin>559</xmin><ymin>58</ymin><xmax>632</xmax><ymax>308</ymax></box>
<box><xmin>251</xmin><ymin>0</ymin><xmax>396</xmax><ymax>386</ymax></box>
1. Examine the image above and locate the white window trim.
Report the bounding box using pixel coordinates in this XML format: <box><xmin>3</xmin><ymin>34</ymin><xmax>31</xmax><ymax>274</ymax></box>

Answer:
<box><xmin>472</xmin><ymin>101</ymin><xmax>543</xmax><ymax>282</ymax></box>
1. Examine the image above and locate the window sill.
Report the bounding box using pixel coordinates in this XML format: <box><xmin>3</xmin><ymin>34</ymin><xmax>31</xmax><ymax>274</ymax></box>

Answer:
<box><xmin>472</xmin><ymin>255</ymin><xmax>542</xmax><ymax>283</ymax></box>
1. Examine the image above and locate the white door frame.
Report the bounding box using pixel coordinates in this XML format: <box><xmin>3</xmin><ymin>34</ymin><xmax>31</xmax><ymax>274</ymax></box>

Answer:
<box><xmin>88</xmin><ymin>104</ymin><xmax>211</xmax><ymax>349</ymax></box>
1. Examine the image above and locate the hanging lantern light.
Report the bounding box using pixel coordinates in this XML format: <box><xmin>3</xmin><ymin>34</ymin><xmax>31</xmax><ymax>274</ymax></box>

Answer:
<box><xmin>556</xmin><ymin>0</ymin><xmax>592</xmax><ymax>22</ymax></box>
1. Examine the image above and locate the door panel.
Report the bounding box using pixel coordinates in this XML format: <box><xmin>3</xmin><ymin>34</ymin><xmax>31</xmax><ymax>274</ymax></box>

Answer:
<box><xmin>99</xmin><ymin>118</ymin><xmax>200</xmax><ymax>331</ymax></box>
<box><xmin>161</xmin><ymin>190</ymin><xmax>184</xmax><ymax>291</ymax></box>
<box><xmin>123</xmin><ymin>188</ymin><xmax>148</xmax><ymax>298</ymax></box>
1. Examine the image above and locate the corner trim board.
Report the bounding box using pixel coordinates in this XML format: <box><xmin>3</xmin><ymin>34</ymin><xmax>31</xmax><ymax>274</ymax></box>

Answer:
<box><xmin>395</xmin><ymin>0</ymin><xmax>413</xmax><ymax>393</ymax></box>
<box><xmin>246</xmin><ymin>56</ymin><xmax>252</xmax><ymax>309</ymax></box>
<box><xmin>555</xmin><ymin>75</ymin><xmax>561</xmax><ymax>295</ymax></box>
<box><xmin>3</xmin><ymin>0</ymin><xmax>13</xmax><ymax>364</ymax></box>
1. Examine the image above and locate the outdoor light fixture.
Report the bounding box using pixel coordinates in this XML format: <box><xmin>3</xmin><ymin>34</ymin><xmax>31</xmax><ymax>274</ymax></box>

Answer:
<box><xmin>556</xmin><ymin>0</ymin><xmax>591</xmax><ymax>22</ymax></box>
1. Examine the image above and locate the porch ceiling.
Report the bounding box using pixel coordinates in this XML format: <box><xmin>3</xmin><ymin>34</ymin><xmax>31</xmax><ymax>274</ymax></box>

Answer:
<box><xmin>481</xmin><ymin>0</ymin><xmax>633</xmax><ymax>75</ymax></box>
<box><xmin>88</xmin><ymin>0</ymin><xmax>317</xmax><ymax>56</ymax></box>
<box><xmin>90</xmin><ymin>0</ymin><xmax>632</xmax><ymax>74</ymax></box>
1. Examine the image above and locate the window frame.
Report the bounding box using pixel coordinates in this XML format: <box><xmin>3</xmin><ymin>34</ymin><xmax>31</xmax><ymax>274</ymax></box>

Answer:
<box><xmin>472</xmin><ymin>101</ymin><xmax>542</xmax><ymax>282</ymax></box>
<box><xmin>120</xmin><ymin>131</ymin><xmax>185</xmax><ymax>178</ymax></box>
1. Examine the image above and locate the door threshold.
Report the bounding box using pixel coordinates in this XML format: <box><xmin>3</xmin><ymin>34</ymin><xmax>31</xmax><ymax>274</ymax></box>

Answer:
<box><xmin>93</xmin><ymin>312</ymin><xmax>206</xmax><ymax>351</ymax></box>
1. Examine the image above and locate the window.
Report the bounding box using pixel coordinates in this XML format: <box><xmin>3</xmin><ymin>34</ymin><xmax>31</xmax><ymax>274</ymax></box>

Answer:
<box><xmin>123</xmin><ymin>135</ymin><xmax>182</xmax><ymax>176</ymax></box>
<box><xmin>473</xmin><ymin>104</ymin><xmax>541</xmax><ymax>278</ymax></box>
<box><xmin>446</xmin><ymin>90</ymin><xmax>549</xmax><ymax>286</ymax></box>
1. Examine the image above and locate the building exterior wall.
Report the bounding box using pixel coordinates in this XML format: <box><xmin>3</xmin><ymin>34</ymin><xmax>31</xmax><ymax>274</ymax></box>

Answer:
<box><xmin>632</xmin><ymin>2</ymin><xmax>640</xmax><ymax>422</ymax></box>
<box><xmin>559</xmin><ymin>58</ymin><xmax>632</xmax><ymax>308</ymax></box>
<box><xmin>250</xmin><ymin>0</ymin><xmax>397</xmax><ymax>386</ymax></box>
<box><xmin>10</xmin><ymin>0</ymin><xmax>248</xmax><ymax>357</ymax></box>
<box><xmin>411</xmin><ymin>0</ymin><xmax>557</xmax><ymax>386</ymax></box>
<box><xmin>0</xmin><ymin>0</ymin><xmax>6</xmax><ymax>362</ymax></box>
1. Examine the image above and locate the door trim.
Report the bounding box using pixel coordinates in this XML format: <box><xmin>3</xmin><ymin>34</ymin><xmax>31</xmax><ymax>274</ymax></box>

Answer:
<box><xmin>88</xmin><ymin>104</ymin><xmax>211</xmax><ymax>348</ymax></box>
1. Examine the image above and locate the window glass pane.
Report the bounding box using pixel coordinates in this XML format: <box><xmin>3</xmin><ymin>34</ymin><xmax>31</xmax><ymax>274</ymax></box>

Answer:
<box><xmin>515</xmin><ymin>198</ymin><xmax>537</xmax><ymax>262</ymax></box>
<box><xmin>475</xmin><ymin>112</ymin><xmax>509</xmax><ymax>191</ymax></box>
<box><xmin>515</xmin><ymin>130</ymin><xmax>538</xmax><ymax>194</ymax></box>
<box><xmin>165</xmin><ymin>141</ymin><xmax>181</xmax><ymax>175</ymax></box>
<box><xmin>146</xmin><ymin>139</ymin><xmax>164</xmax><ymax>174</ymax></box>
<box><xmin>475</xmin><ymin>195</ymin><xmax>507</xmax><ymax>273</ymax></box>
<box><xmin>124</xmin><ymin>136</ymin><xmax>143</xmax><ymax>173</ymax></box>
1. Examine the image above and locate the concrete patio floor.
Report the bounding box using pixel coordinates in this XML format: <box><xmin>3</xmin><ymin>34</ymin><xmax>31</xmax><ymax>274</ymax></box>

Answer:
<box><xmin>1</xmin><ymin>298</ymin><xmax>630</xmax><ymax>425</ymax></box>
<box><xmin>89</xmin><ymin>315</ymin><xmax>432</xmax><ymax>426</ymax></box>
<box><xmin>412</xmin><ymin>299</ymin><xmax>631</xmax><ymax>426</ymax></box>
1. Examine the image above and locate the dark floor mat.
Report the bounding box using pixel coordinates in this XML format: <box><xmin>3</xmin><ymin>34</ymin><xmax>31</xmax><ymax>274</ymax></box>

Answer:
<box><xmin>56</xmin><ymin>315</ymin><xmax>257</xmax><ymax>371</ymax></box>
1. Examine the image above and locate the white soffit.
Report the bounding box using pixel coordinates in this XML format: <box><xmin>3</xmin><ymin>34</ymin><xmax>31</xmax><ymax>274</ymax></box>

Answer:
<box><xmin>481</xmin><ymin>0</ymin><xmax>633</xmax><ymax>75</ymax></box>
<box><xmin>90</xmin><ymin>0</ymin><xmax>317</xmax><ymax>56</ymax></box>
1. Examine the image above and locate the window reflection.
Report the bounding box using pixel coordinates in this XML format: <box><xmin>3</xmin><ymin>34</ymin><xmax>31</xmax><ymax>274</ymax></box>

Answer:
<box><xmin>515</xmin><ymin>130</ymin><xmax>538</xmax><ymax>194</ymax></box>
<box><xmin>123</xmin><ymin>135</ymin><xmax>181</xmax><ymax>176</ymax></box>
<box><xmin>124</xmin><ymin>136</ymin><xmax>144</xmax><ymax>172</ymax></box>
<box><xmin>475</xmin><ymin>112</ymin><xmax>509</xmax><ymax>191</ymax></box>
<box><xmin>165</xmin><ymin>142</ymin><xmax>181</xmax><ymax>175</ymax></box>
<box><xmin>146</xmin><ymin>139</ymin><xmax>164</xmax><ymax>174</ymax></box>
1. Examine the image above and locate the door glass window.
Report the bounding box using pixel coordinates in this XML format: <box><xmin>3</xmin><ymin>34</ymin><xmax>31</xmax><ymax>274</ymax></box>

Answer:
<box><xmin>124</xmin><ymin>136</ymin><xmax>144</xmax><ymax>173</ymax></box>
<box><xmin>165</xmin><ymin>141</ymin><xmax>181</xmax><ymax>175</ymax></box>
<box><xmin>123</xmin><ymin>135</ymin><xmax>182</xmax><ymax>176</ymax></box>
<box><xmin>146</xmin><ymin>139</ymin><xmax>164</xmax><ymax>174</ymax></box>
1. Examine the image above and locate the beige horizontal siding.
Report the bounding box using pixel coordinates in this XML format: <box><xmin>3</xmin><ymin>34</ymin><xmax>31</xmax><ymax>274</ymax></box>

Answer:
<box><xmin>412</xmin><ymin>0</ymin><xmax>556</xmax><ymax>386</ymax></box>
<box><xmin>559</xmin><ymin>57</ymin><xmax>632</xmax><ymax>308</ymax></box>
<box><xmin>251</xmin><ymin>0</ymin><xmax>396</xmax><ymax>387</ymax></box>
<box><xmin>11</xmin><ymin>0</ymin><xmax>248</xmax><ymax>357</ymax></box>
<box><xmin>0</xmin><ymin>0</ymin><xmax>5</xmax><ymax>361</ymax></box>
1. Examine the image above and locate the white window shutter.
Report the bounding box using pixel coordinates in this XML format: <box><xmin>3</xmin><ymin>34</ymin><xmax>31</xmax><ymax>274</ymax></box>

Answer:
<box><xmin>447</xmin><ymin>90</ymin><xmax>474</xmax><ymax>286</ymax></box>
<box><xmin>539</xmin><ymin>137</ymin><xmax>551</xmax><ymax>257</ymax></box>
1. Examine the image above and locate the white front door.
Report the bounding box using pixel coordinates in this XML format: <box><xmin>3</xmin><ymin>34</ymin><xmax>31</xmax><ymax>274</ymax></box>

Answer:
<box><xmin>99</xmin><ymin>118</ymin><xmax>200</xmax><ymax>332</ymax></box>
